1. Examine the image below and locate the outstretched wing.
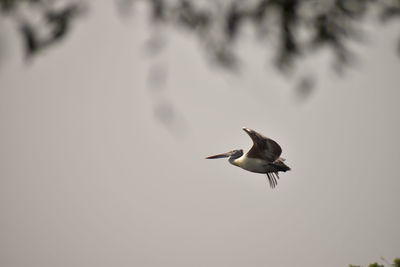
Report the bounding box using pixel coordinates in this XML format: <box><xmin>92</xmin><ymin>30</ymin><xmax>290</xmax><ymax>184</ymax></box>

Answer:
<box><xmin>244</xmin><ymin>128</ymin><xmax>282</xmax><ymax>162</ymax></box>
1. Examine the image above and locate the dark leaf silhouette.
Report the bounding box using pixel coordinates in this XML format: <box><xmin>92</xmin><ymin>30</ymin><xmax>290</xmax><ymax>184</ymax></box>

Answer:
<box><xmin>123</xmin><ymin>0</ymin><xmax>400</xmax><ymax>75</ymax></box>
<box><xmin>1</xmin><ymin>0</ymin><xmax>83</xmax><ymax>59</ymax></box>
<box><xmin>20</xmin><ymin>22</ymin><xmax>39</xmax><ymax>57</ymax></box>
<box><xmin>1</xmin><ymin>0</ymin><xmax>400</xmax><ymax>79</ymax></box>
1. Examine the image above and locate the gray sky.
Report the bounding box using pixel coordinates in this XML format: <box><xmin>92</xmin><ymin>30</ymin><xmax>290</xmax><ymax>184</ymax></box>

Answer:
<box><xmin>1</xmin><ymin>2</ymin><xmax>399</xmax><ymax>267</ymax></box>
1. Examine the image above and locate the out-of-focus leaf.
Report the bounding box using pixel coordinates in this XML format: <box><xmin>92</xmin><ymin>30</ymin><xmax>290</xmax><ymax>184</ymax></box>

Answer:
<box><xmin>19</xmin><ymin>22</ymin><xmax>38</xmax><ymax>57</ymax></box>
<box><xmin>45</xmin><ymin>3</ymin><xmax>80</xmax><ymax>40</ymax></box>
<box><xmin>380</xmin><ymin>6</ymin><xmax>400</xmax><ymax>22</ymax></box>
<box><xmin>12</xmin><ymin>1</ymin><xmax>83</xmax><ymax>58</ymax></box>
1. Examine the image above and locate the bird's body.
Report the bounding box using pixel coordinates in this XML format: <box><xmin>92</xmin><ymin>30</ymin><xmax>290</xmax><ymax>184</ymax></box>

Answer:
<box><xmin>231</xmin><ymin>156</ymin><xmax>268</xmax><ymax>173</ymax></box>
<box><xmin>206</xmin><ymin>127</ymin><xmax>291</xmax><ymax>188</ymax></box>
<box><xmin>231</xmin><ymin>156</ymin><xmax>288</xmax><ymax>174</ymax></box>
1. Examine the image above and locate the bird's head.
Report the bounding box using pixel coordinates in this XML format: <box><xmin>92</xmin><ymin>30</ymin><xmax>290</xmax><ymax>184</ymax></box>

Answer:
<box><xmin>206</xmin><ymin>149</ymin><xmax>243</xmax><ymax>160</ymax></box>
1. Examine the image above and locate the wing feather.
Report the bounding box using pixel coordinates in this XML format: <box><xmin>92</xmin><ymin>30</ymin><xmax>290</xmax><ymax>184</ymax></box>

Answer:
<box><xmin>245</xmin><ymin>129</ymin><xmax>282</xmax><ymax>162</ymax></box>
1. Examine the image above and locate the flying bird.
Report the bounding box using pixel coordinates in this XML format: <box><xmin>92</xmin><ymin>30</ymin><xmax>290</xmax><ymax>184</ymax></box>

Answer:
<box><xmin>206</xmin><ymin>127</ymin><xmax>291</xmax><ymax>188</ymax></box>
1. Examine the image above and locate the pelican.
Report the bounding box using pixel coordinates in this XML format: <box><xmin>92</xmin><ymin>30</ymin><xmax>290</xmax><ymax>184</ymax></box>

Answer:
<box><xmin>206</xmin><ymin>127</ymin><xmax>291</xmax><ymax>188</ymax></box>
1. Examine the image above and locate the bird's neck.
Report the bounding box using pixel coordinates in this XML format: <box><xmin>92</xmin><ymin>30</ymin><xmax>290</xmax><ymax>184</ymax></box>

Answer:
<box><xmin>229</xmin><ymin>156</ymin><xmax>243</xmax><ymax>167</ymax></box>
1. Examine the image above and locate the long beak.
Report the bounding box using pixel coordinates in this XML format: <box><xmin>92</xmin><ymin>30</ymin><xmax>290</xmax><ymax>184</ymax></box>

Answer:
<box><xmin>205</xmin><ymin>151</ymin><xmax>232</xmax><ymax>159</ymax></box>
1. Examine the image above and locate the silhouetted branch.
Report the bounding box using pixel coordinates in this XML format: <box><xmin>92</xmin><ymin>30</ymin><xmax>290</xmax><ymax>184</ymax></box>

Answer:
<box><xmin>129</xmin><ymin>0</ymin><xmax>400</xmax><ymax>72</ymax></box>
<box><xmin>1</xmin><ymin>0</ymin><xmax>400</xmax><ymax>73</ymax></box>
<box><xmin>349</xmin><ymin>257</ymin><xmax>400</xmax><ymax>267</ymax></box>
<box><xmin>1</xmin><ymin>0</ymin><xmax>84</xmax><ymax>59</ymax></box>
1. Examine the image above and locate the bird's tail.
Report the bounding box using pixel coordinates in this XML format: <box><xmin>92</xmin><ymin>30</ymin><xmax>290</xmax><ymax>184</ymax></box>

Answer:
<box><xmin>273</xmin><ymin>158</ymin><xmax>291</xmax><ymax>172</ymax></box>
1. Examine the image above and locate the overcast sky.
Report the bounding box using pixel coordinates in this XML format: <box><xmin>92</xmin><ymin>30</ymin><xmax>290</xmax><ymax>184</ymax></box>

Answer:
<box><xmin>1</xmin><ymin>2</ymin><xmax>399</xmax><ymax>267</ymax></box>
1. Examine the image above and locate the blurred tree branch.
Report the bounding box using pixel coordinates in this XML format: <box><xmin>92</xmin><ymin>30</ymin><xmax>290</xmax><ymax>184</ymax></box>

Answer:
<box><xmin>131</xmin><ymin>0</ymin><xmax>400</xmax><ymax>72</ymax></box>
<box><xmin>0</xmin><ymin>0</ymin><xmax>84</xmax><ymax>59</ymax></box>
<box><xmin>349</xmin><ymin>257</ymin><xmax>400</xmax><ymax>267</ymax></box>
<box><xmin>1</xmin><ymin>0</ymin><xmax>400</xmax><ymax>74</ymax></box>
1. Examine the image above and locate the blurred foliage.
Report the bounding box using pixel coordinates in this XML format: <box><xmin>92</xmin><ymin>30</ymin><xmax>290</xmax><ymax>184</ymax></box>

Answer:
<box><xmin>0</xmin><ymin>0</ymin><xmax>84</xmax><ymax>58</ymax></box>
<box><xmin>349</xmin><ymin>257</ymin><xmax>400</xmax><ymax>267</ymax></box>
<box><xmin>129</xmin><ymin>0</ymin><xmax>400</xmax><ymax>73</ymax></box>
<box><xmin>1</xmin><ymin>0</ymin><xmax>400</xmax><ymax>72</ymax></box>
